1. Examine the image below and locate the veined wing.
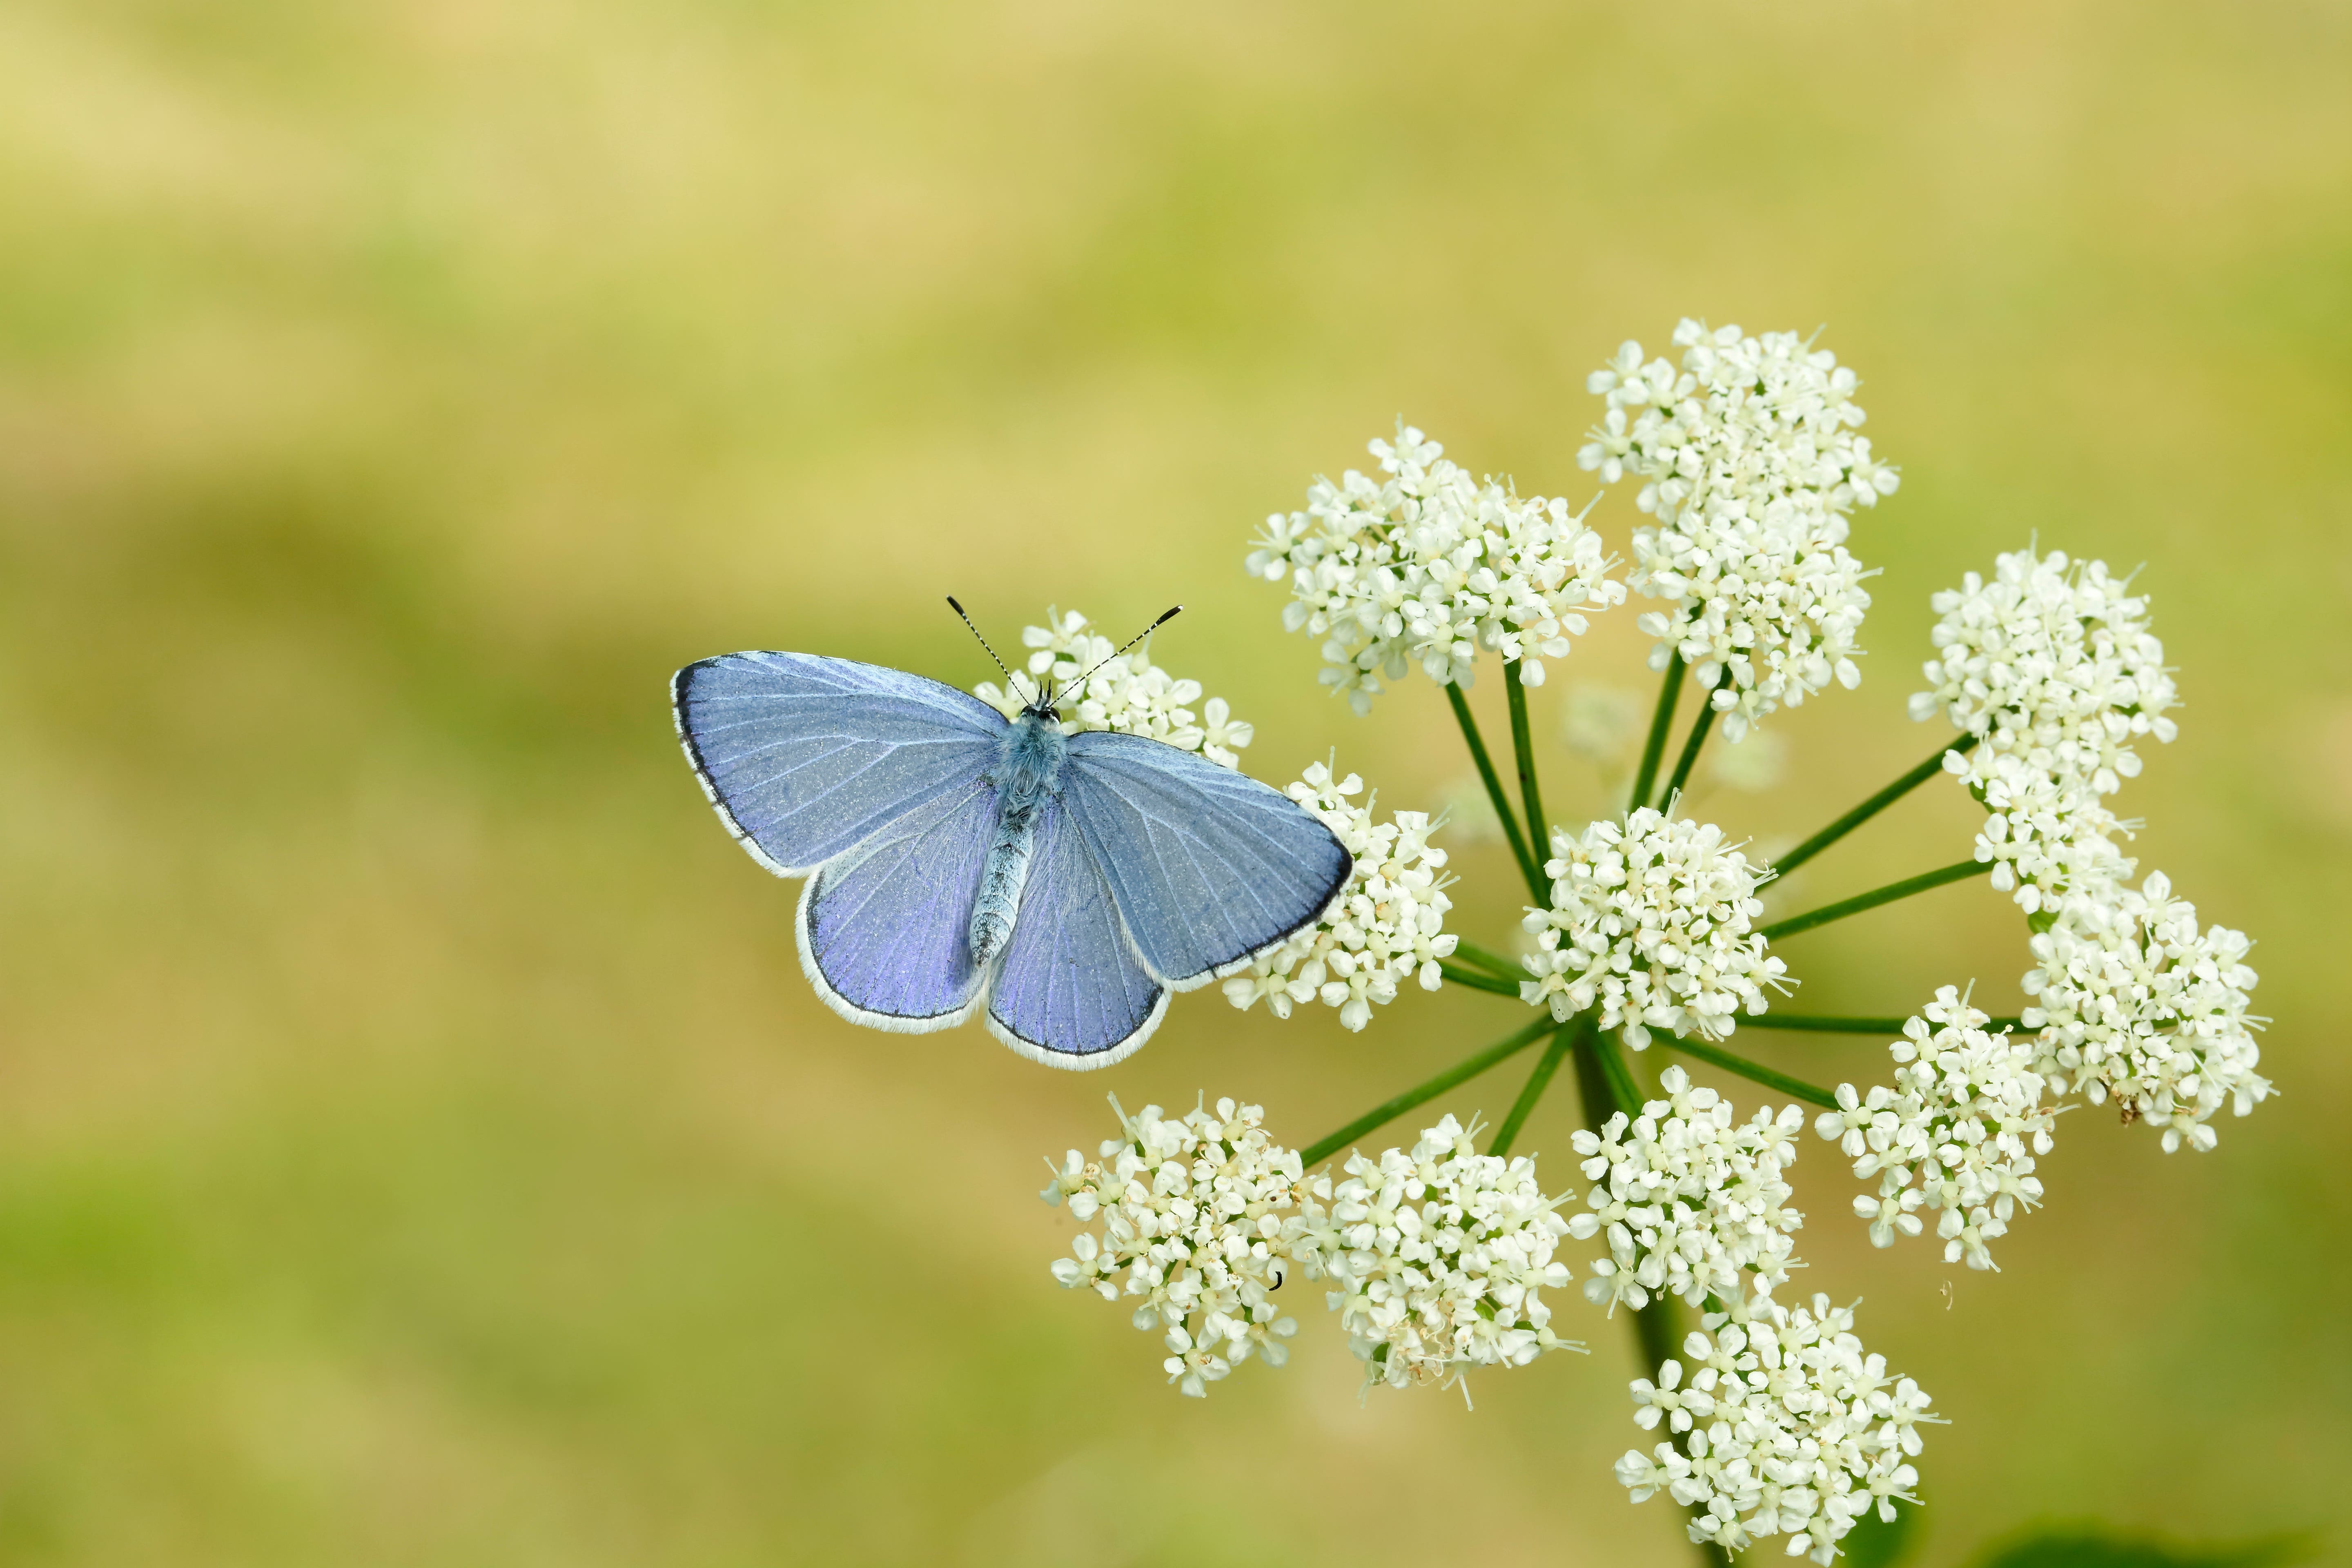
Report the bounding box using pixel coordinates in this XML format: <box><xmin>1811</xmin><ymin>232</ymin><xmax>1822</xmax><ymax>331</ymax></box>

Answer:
<box><xmin>1057</xmin><ymin>732</ymin><xmax>1351</xmax><ymax>991</ymax></box>
<box><xmin>798</xmin><ymin>778</ymin><xmax>997</xmax><ymax>1031</ymax></box>
<box><xmin>673</xmin><ymin>652</ymin><xmax>1005</xmax><ymax>875</ymax></box>
<box><xmin>987</xmin><ymin>799</ymin><xmax>1168</xmax><ymax>1069</ymax></box>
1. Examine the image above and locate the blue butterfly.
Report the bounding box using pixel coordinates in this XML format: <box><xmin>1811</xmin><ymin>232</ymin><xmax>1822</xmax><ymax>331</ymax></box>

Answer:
<box><xmin>671</xmin><ymin>602</ymin><xmax>1353</xmax><ymax>1069</ymax></box>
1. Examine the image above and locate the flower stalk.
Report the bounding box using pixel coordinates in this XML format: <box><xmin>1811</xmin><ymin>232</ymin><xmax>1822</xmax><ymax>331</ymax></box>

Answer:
<box><xmin>1446</xmin><ymin>681</ymin><xmax>1546</xmax><ymax>902</ymax></box>
<box><xmin>1760</xmin><ymin>857</ymin><xmax>1993</xmax><ymax>942</ymax></box>
<box><xmin>1774</xmin><ymin>731</ymin><xmax>1982</xmax><ymax>875</ymax></box>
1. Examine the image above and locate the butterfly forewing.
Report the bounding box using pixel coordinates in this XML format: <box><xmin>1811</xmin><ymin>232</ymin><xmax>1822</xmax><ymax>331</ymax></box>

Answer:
<box><xmin>1055</xmin><ymin>731</ymin><xmax>1353</xmax><ymax>990</ymax></box>
<box><xmin>673</xmin><ymin>652</ymin><xmax>1005</xmax><ymax>875</ymax></box>
<box><xmin>799</xmin><ymin>779</ymin><xmax>998</xmax><ymax>1031</ymax></box>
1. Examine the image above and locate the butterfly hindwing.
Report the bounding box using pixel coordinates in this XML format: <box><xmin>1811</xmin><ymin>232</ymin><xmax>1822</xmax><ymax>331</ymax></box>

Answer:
<box><xmin>798</xmin><ymin>778</ymin><xmax>998</xmax><ymax>1031</ymax></box>
<box><xmin>987</xmin><ymin>799</ymin><xmax>1169</xmax><ymax>1068</ymax></box>
<box><xmin>673</xmin><ymin>652</ymin><xmax>1005</xmax><ymax>875</ymax></box>
<box><xmin>1056</xmin><ymin>731</ymin><xmax>1353</xmax><ymax>990</ymax></box>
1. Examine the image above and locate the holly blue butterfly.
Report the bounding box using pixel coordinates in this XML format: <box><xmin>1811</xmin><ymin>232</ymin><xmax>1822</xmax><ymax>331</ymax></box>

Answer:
<box><xmin>671</xmin><ymin>603</ymin><xmax>1353</xmax><ymax>1069</ymax></box>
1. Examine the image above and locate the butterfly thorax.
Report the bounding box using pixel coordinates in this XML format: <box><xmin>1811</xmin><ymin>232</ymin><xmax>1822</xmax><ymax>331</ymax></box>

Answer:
<box><xmin>969</xmin><ymin>711</ymin><xmax>1067</xmax><ymax>966</ymax></box>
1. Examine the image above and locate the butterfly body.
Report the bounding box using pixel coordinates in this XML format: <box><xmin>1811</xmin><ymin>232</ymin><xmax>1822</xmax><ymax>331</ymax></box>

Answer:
<box><xmin>672</xmin><ymin>648</ymin><xmax>1350</xmax><ymax>1069</ymax></box>
<box><xmin>971</xmin><ymin>708</ymin><xmax>1065</xmax><ymax>964</ymax></box>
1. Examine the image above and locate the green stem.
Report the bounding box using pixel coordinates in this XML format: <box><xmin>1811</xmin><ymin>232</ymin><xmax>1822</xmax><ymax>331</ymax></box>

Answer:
<box><xmin>1301</xmin><ymin>1014</ymin><xmax>1558</xmax><ymax>1166</ymax></box>
<box><xmin>1437</xmin><ymin>960</ymin><xmax>1522</xmax><ymax>998</ymax></box>
<box><xmin>1446</xmin><ymin>682</ymin><xmax>1545</xmax><ymax>902</ymax></box>
<box><xmin>1742</xmin><ymin>1012</ymin><xmax>2026</xmax><ymax>1035</ymax></box>
<box><xmin>1772</xmin><ymin>731</ymin><xmax>1983</xmax><ymax>876</ymax></box>
<box><xmin>1654</xmin><ymin>672</ymin><xmax>1726</xmax><ymax>811</ymax></box>
<box><xmin>1571</xmin><ymin>1032</ymin><xmax>1726</xmax><ymax>1568</ymax></box>
<box><xmin>1758</xmin><ymin>858</ymin><xmax>1993</xmax><ymax>943</ymax></box>
<box><xmin>1449</xmin><ymin>939</ymin><xmax>1526</xmax><ymax>982</ymax></box>
<box><xmin>1489</xmin><ymin>1018</ymin><xmax>1586</xmax><ymax>1157</ymax></box>
<box><xmin>1657</xmin><ymin>1034</ymin><xmax>1838</xmax><ymax>1109</ymax></box>
<box><xmin>1627</xmin><ymin>655</ymin><xmax>1687</xmax><ymax>814</ymax></box>
<box><xmin>1504</xmin><ymin>660</ymin><xmax>1550</xmax><ymax>873</ymax></box>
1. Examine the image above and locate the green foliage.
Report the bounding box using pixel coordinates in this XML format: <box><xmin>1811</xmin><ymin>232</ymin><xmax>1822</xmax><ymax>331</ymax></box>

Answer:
<box><xmin>1838</xmin><ymin>1502</ymin><xmax>1921</xmax><ymax>1568</ymax></box>
<box><xmin>1971</xmin><ymin>1525</ymin><xmax>2316</xmax><ymax>1568</ymax></box>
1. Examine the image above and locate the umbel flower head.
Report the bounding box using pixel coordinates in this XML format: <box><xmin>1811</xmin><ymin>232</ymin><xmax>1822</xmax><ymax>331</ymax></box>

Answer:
<box><xmin>1911</xmin><ymin>548</ymin><xmax>2178</xmax><ymax>795</ymax></box>
<box><xmin>1581</xmin><ymin>320</ymin><xmax>1898</xmax><ymax>742</ymax></box>
<box><xmin>1568</xmin><ymin>1066</ymin><xmax>1807</xmax><ymax>1314</ymax></box>
<box><xmin>1247</xmin><ymin>423</ymin><xmax>1626</xmax><ymax>713</ymax></box>
<box><xmin>1912</xmin><ymin>548</ymin><xmax>2178</xmax><ymax>912</ymax></box>
<box><xmin>1223</xmin><ymin>761</ymin><xmax>1459</xmax><ymax>1032</ymax></box>
<box><xmin>1040</xmin><ymin>1096</ymin><xmax>1305</xmax><ymax>1396</ymax></box>
<box><xmin>977</xmin><ymin>606</ymin><xmax>1254</xmax><ymax>766</ymax></box>
<box><xmin>2022</xmin><ymin>871</ymin><xmax>2270</xmax><ymax>1153</ymax></box>
<box><xmin>1288</xmin><ymin>1115</ymin><xmax>1584</xmax><ymax>1398</ymax></box>
<box><xmin>1520</xmin><ymin>807</ymin><xmax>1791</xmax><ymax>1048</ymax></box>
<box><xmin>1615</xmin><ymin>1293</ymin><xmax>1935</xmax><ymax>1566</ymax></box>
<box><xmin>1815</xmin><ymin>986</ymin><xmax>2058</xmax><ymax>1271</ymax></box>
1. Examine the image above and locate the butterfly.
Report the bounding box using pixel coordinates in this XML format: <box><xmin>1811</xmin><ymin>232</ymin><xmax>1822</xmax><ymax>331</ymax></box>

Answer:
<box><xmin>670</xmin><ymin>601</ymin><xmax>1353</xmax><ymax>1069</ymax></box>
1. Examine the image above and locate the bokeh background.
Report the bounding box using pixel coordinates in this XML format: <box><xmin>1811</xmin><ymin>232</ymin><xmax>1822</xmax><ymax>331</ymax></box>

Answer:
<box><xmin>2</xmin><ymin>0</ymin><xmax>2346</xmax><ymax>1563</ymax></box>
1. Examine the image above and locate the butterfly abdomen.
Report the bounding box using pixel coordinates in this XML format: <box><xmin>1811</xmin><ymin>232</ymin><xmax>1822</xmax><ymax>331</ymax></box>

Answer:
<box><xmin>969</xmin><ymin>714</ymin><xmax>1068</xmax><ymax>966</ymax></box>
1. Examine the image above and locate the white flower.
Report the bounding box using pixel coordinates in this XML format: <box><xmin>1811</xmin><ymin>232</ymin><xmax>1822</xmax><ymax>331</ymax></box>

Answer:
<box><xmin>2021</xmin><ymin>872</ymin><xmax>2271</xmax><ymax>1152</ymax></box>
<box><xmin>1581</xmin><ymin>320</ymin><xmax>1896</xmax><ymax>741</ymax></box>
<box><xmin>1911</xmin><ymin>548</ymin><xmax>2178</xmax><ymax>796</ymax></box>
<box><xmin>1567</xmin><ymin>1066</ymin><xmax>1808</xmax><ymax>1313</ymax></box>
<box><xmin>1519</xmin><ymin>808</ymin><xmax>1791</xmax><ymax>1049</ymax></box>
<box><xmin>1953</xmin><ymin>748</ymin><xmax>2138</xmax><ymax>915</ymax></box>
<box><xmin>1290</xmin><ymin>1114</ymin><xmax>1584</xmax><ymax>1397</ymax></box>
<box><xmin>1223</xmin><ymin>762</ymin><xmax>1459</xmax><ymax>1031</ymax></box>
<box><xmin>975</xmin><ymin>607</ymin><xmax>1252</xmax><ymax>766</ymax></box>
<box><xmin>1913</xmin><ymin>548</ymin><xmax>2181</xmax><ymax>912</ymax></box>
<box><xmin>1041</xmin><ymin>1096</ymin><xmax>1307</xmax><ymax>1396</ymax></box>
<box><xmin>1247</xmin><ymin>423</ymin><xmax>1627</xmax><ymax>713</ymax></box>
<box><xmin>1813</xmin><ymin>987</ymin><xmax>2058</xmax><ymax>1271</ymax></box>
<box><xmin>1617</xmin><ymin>1292</ymin><xmax>1935</xmax><ymax>1565</ymax></box>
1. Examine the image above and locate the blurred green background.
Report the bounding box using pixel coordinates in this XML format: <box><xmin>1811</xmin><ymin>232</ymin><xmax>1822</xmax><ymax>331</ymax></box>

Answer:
<box><xmin>1</xmin><ymin>0</ymin><xmax>2346</xmax><ymax>1563</ymax></box>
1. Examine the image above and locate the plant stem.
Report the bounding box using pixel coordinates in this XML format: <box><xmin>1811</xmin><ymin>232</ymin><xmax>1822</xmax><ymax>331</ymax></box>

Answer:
<box><xmin>1657</xmin><ymin>1035</ymin><xmax>1838</xmax><ymax>1109</ymax></box>
<box><xmin>1655</xmin><ymin>672</ymin><xmax>1726</xmax><ymax>811</ymax></box>
<box><xmin>1300</xmin><ymin>1014</ymin><xmax>1558</xmax><ymax>1166</ymax></box>
<box><xmin>1446</xmin><ymin>682</ymin><xmax>1546</xmax><ymax>902</ymax></box>
<box><xmin>1773</xmin><ymin>731</ymin><xmax>1983</xmax><ymax>877</ymax></box>
<box><xmin>1436</xmin><ymin>960</ymin><xmax>1522</xmax><ymax>998</ymax></box>
<box><xmin>1572</xmin><ymin>1031</ymin><xmax>1728</xmax><ymax>1568</ymax></box>
<box><xmin>1740</xmin><ymin>1012</ymin><xmax>2027</xmax><ymax>1035</ymax></box>
<box><xmin>1628</xmin><ymin>655</ymin><xmax>1687</xmax><ymax>813</ymax></box>
<box><xmin>1449</xmin><ymin>939</ymin><xmax>1526</xmax><ymax>981</ymax></box>
<box><xmin>1758</xmin><ymin>858</ymin><xmax>1993</xmax><ymax>943</ymax></box>
<box><xmin>1489</xmin><ymin>1017</ymin><xmax>1586</xmax><ymax>1157</ymax></box>
<box><xmin>1505</xmin><ymin>659</ymin><xmax>1550</xmax><ymax>872</ymax></box>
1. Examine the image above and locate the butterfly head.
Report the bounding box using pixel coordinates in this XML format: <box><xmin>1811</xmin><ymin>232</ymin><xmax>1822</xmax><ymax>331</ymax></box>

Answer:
<box><xmin>947</xmin><ymin>597</ymin><xmax>1183</xmax><ymax>724</ymax></box>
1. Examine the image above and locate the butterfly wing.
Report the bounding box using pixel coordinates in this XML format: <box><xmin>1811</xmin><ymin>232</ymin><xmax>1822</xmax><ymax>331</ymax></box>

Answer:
<box><xmin>1056</xmin><ymin>732</ymin><xmax>1352</xmax><ymax>991</ymax></box>
<box><xmin>673</xmin><ymin>652</ymin><xmax>1005</xmax><ymax>875</ymax></box>
<box><xmin>986</xmin><ymin>798</ymin><xmax>1169</xmax><ymax>1068</ymax></box>
<box><xmin>797</xmin><ymin>778</ymin><xmax>998</xmax><ymax>1031</ymax></box>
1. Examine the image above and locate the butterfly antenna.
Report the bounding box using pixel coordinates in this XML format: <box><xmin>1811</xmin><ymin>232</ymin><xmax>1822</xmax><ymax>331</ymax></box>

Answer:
<box><xmin>1060</xmin><ymin>605</ymin><xmax>1182</xmax><ymax>696</ymax></box>
<box><xmin>946</xmin><ymin>596</ymin><xmax>1038</xmax><ymax>706</ymax></box>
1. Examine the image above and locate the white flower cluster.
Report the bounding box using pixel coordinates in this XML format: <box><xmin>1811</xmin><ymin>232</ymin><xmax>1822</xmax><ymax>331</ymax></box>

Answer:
<box><xmin>1247</xmin><ymin>424</ymin><xmax>1626</xmax><ymax>713</ymax></box>
<box><xmin>1568</xmin><ymin>1066</ymin><xmax>1807</xmax><ymax>1314</ymax></box>
<box><xmin>1616</xmin><ymin>1294</ymin><xmax>1934</xmax><ymax>1565</ymax></box>
<box><xmin>2021</xmin><ymin>872</ymin><xmax>2271</xmax><ymax>1153</ymax></box>
<box><xmin>1223</xmin><ymin>762</ymin><xmax>1458</xmax><ymax>1031</ymax></box>
<box><xmin>1581</xmin><ymin>320</ymin><xmax>1898</xmax><ymax>742</ymax></box>
<box><xmin>976</xmin><ymin>607</ymin><xmax>1254</xmax><ymax>767</ymax></box>
<box><xmin>1909</xmin><ymin>549</ymin><xmax>2177</xmax><ymax>912</ymax></box>
<box><xmin>1041</xmin><ymin>1096</ymin><xmax>1305</xmax><ymax>1397</ymax></box>
<box><xmin>1520</xmin><ymin>807</ymin><xmax>1790</xmax><ymax>1049</ymax></box>
<box><xmin>1815</xmin><ymin>987</ymin><xmax>2058</xmax><ymax>1270</ymax></box>
<box><xmin>1290</xmin><ymin>1115</ymin><xmax>1583</xmax><ymax>1397</ymax></box>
